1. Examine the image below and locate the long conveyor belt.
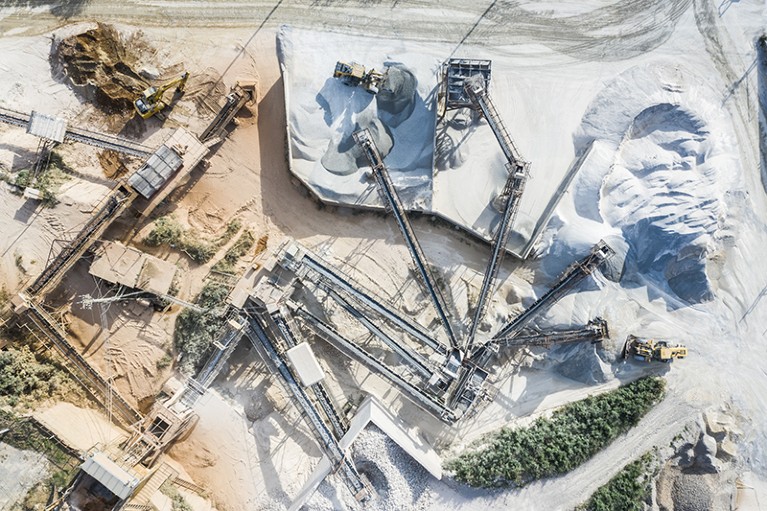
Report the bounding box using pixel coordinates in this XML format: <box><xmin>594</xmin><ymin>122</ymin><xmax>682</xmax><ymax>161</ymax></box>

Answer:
<box><xmin>0</xmin><ymin>106</ymin><xmax>153</xmax><ymax>158</ymax></box>
<box><xmin>26</xmin><ymin>184</ymin><xmax>135</xmax><ymax>297</ymax></box>
<box><xmin>243</xmin><ymin>304</ymin><xmax>370</xmax><ymax>501</ymax></box>
<box><xmin>325</xmin><ymin>288</ymin><xmax>435</xmax><ymax>380</ymax></box>
<box><xmin>24</xmin><ymin>299</ymin><xmax>142</xmax><ymax>427</ymax></box>
<box><xmin>353</xmin><ymin>129</ymin><xmax>459</xmax><ymax>351</ymax></box>
<box><xmin>269</xmin><ymin>308</ymin><xmax>349</xmax><ymax>440</ymax></box>
<box><xmin>465</xmin><ymin>169</ymin><xmax>527</xmax><ymax>357</ymax></box>
<box><xmin>278</xmin><ymin>244</ymin><xmax>445</xmax><ymax>355</ymax></box>
<box><xmin>493</xmin><ymin>317</ymin><xmax>609</xmax><ymax>349</ymax></box>
<box><xmin>490</xmin><ymin>241</ymin><xmax>614</xmax><ymax>344</ymax></box>
<box><xmin>296</xmin><ymin>306</ymin><xmax>457</xmax><ymax>424</ymax></box>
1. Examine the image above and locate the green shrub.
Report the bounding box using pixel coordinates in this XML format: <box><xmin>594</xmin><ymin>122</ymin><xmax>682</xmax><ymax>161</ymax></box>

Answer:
<box><xmin>145</xmin><ymin>215</ymin><xmax>185</xmax><ymax>247</ymax></box>
<box><xmin>0</xmin><ymin>347</ymin><xmax>76</xmax><ymax>406</ymax></box>
<box><xmin>212</xmin><ymin>229</ymin><xmax>255</xmax><ymax>273</ymax></box>
<box><xmin>173</xmin><ymin>281</ymin><xmax>230</xmax><ymax>374</ymax></box>
<box><xmin>445</xmin><ymin>377</ymin><xmax>666</xmax><ymax>488</ymax></box>
<box><xmin>160</xmin><ymin>480</ymin><xmax>193</xmax><ymax>511</ymax></box>
<box><xmin>580</xmin><ymin>453</ymin><xmax>655</xmax><ymax>511</ymax></box>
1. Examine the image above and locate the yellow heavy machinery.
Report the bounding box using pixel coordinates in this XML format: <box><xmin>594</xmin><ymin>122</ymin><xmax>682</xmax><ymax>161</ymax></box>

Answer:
<box><xmin>623</xmin><ymin>335</ymin><xmax>687</xmax><ymax>363</ymax></box>
<box><xmin>333</xmin><ymin>61</ymin><xmax>385</xmax><ymax>94</ymax></box>
<box><xmin>134</xmin><ymin>72</ymin><xmax>190</xmax><ymax>119</ymax></box>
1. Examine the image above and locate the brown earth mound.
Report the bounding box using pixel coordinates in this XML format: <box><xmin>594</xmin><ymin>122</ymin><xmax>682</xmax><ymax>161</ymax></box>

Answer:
<box><xmin>52</xmin><ymin>23</ymin><xmax>149</xmax><ymax>114</ymax></box>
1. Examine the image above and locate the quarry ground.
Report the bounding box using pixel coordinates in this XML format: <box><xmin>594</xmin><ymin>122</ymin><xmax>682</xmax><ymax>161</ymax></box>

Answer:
<box><xmin>0</xmin><ymin>1</ymin><xmax>766</xmax><ymax>511</ymax></box>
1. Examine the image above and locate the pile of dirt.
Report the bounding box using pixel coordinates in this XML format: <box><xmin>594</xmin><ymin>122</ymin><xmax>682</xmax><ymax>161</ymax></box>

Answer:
<box><xmin>52</xmin><ymin>23</ymin><xmax>149</xmax><ymax>114</ymax></box>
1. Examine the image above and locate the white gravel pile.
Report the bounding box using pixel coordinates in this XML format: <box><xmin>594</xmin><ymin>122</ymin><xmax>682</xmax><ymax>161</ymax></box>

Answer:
<box><xmin>304</xmin><ymin>425</ymin><xmax>436</xmax><ymax>511</ymax></box>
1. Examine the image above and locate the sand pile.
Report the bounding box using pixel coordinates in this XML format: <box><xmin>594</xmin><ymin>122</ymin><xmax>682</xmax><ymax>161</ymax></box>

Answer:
<box><xmin>52</xmin><ymin>23</ymin><xmax>148</xmax><ymax>114</ymax></box>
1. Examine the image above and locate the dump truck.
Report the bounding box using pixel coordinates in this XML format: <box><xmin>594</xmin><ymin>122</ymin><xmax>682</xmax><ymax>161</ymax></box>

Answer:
<box><xmin>134</xmin><ymin>71</ymin><xmax>190</xmax><ymax>119</ymax></box>
<box><xmin>333</xmin><ymin>61</ymin><xmax>385</xmax><ymax>94</ymax></box>
<box><xmin>623</xmin><ymin>335</ymin><xmax>687</xmax><ymax>363</ymax></box>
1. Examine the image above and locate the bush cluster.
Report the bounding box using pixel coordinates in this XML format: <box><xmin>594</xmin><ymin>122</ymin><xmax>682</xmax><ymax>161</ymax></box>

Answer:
<box><xmin>445</xmin><ymin>377</ymin><xmax>666</xmax><ymax>487</ymax></box>
<box><xmin>0</xmin><ymin>346</ymin><xmax>75</xmax><ymax>406</ymax></box>
<box><xmin>145</xmin><ymin>217</ymin><xmax>245</xmax><ymax>265</ymax></box>
<box><xmin>580</xmin><ymin>453</ymin><xmax>655</xmax><ymax>511</ymax></box>
<box><xmin>212</xmin><ymin>229</ymin><xmax>255</xmax><ymax>273</ymax></box>
<box><xmin>173</xmin><ymin>281</ymin><xmax>230</xmax><ymax>374</ymax></box>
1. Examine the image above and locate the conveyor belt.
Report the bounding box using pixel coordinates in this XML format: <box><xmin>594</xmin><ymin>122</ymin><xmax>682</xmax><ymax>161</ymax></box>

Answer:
<box><xmin>491</xmin><ymin>241</ymin><xmax>614</xmax><ymax>343</ymax></box>
<box><xmin>493</xmin><ymin>317</ymin><xmax>609</xmax><ymax>348</ymax></box>
<box><xmin>26</xmin><ymin>185</ymin><xmax>135</xmax><ymax>297</ymax></box>
<box><xmin>280</xmin><ymin>245</ymin><xmax>444</xmax><ymax>355</ymax></box>
<box><xmin>353</xmin><ymin>129</ymin><xmax>459</xmax><ymax>351</ymax></box>
<box><xmin>464</xmin><ymin>77</ymin><xmax>526</xmax><ymax>173</ymax></box>
<box><xmin>24</xmin><ymin>299</ymin><xmax>142</xmax><ymax>427</ymax></box>
<box><xmin>296</xmin><ymin>306</ymin><xmax>456</xmax><ymax>424</ymax></box>
<box><xmin>0</xmin><ymin>106</ymin><xmax>152</xmax><ymax>158</ymax></box>
<box><xmin>243</xmin><ymin>304</ymin><xmax>370</xmax><ymax>501</ymax></box>
<box><xmin>465</xmin><ymin>169</ymin><xmax>527</xmax><ymax>357</ymax></box>
<box><xmin>198</xmin><ymin>88</ymin><xmax>251</xmax><ymax>143</ymax></box>
<box><xmin>325</xmin><ymin>288</ymin><xmax>435</xmax><ymax>379</ymax></box>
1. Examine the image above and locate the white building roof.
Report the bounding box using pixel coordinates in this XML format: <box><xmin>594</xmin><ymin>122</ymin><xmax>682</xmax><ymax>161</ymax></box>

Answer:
<box><xmin>27</xmin><ymin>111</ymin><xmax>67</xmax><ymax>143</ymax></box>
<box><xmin>286</xmin><ymin>342</ymin><xmax>325</xmax><ymax>387</ymax></box>
<box><xmin>80</xmin><ymin>451</ymin><xmax>139</xmax><ymax>500</ymax></box>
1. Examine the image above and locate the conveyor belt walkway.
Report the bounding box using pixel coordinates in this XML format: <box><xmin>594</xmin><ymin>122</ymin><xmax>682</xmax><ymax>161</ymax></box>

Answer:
<box><xmin>490</xmin><ymin>241</ymin><xmax>614</xmax><ymax>344</ymax></box>
<box><xmin>463</xmin><ymin>76</ymin><xmax>531</xmax><ymax>357</ymax></box>
<box><xmin>0</xmin><ymin>106</ymin><xmax>153</xmax><ymax>158</ymax></box>
<box><xmin>296</xmin><ymin>305</ymin><xmax>457</xmax><ymax>424</ymax></box>
<box><xmin>23</xmin><ymin>298</ymin><xmax>142</xmax><ymax>427</ymax></box>
<box><xmin>243</xmin><ymin>303</ymin><xmax>371</xmax><ymax>502</ymax></box>
<box><xmin>353</xmin><ymin>129</ymin><xmax>459</xmax><ymax>351</ymax></box>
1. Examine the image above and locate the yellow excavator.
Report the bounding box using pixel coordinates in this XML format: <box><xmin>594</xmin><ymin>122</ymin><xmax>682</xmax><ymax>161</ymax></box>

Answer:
<box><xmin>134</xmin><ymin>72</ymin><xmax>190</xmax><ymax>119</ymax></box>
<box><xmin>623</xmin><ymin>335</ymin><xmax>687</xmax><ymax>363</ymax></box>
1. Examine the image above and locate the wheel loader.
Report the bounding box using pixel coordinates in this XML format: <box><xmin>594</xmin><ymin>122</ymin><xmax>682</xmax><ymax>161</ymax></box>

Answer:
<box><xmin>623</xmin><ymin>335</ymin><xmax>687</xmax><ymax>363</ymax></box>
<box><xmin>333</xmin><ymin>61</ymin><xmax>386</xmax><ymax>94</ymax></box>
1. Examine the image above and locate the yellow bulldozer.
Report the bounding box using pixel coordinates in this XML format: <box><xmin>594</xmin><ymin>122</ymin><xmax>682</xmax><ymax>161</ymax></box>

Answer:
<box><xmin>134</xmin><ymin>71</ymin><xmax>190</xmax><ymax>119</ymax></box>
<box><xmin>623</xmin><ymin>335</ymin><xmax>687</xmax><ymax>363</ymax></box>
<box><xmin>333</xmin><ymin>61</ymin><xmax>385</xmax><ymax>94</ymax></box>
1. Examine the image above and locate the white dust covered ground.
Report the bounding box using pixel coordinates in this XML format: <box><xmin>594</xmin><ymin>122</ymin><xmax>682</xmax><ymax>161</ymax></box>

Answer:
<box><xmin>0</xmin><ymin>0</ymin><xmax>766</xmax><ymax>510</ymax></box>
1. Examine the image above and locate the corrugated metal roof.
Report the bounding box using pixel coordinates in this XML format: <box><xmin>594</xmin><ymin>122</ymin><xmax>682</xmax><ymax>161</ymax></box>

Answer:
<box><xmin>128</xmin><ymin>144</ymin><xmax>183</xmax><ymax>199</ymax></box>
<box><xmin>27</xmin><ymin>111</ymin><xmax>67</xmax><ymax>143</ymax></box>
<box><xmin>80</xmin><ymin>452</ymin><xmax>139</xmax><ymax>500</ymax></box>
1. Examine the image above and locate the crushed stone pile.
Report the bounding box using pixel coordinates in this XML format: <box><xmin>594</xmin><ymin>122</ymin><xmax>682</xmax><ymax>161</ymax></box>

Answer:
<box><xmin>52</xmin><ymin>23</ymin><xmax>149</xmax><ymax>114</ymax></box>
<box><xmin>307</xmin><ymin>426</ymin><xmax>436</xmax><ymax>510</ymax></box>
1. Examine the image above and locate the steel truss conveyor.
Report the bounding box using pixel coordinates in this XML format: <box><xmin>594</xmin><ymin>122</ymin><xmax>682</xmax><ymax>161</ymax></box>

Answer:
<box><xmin>463</xmin><ymin>75</ymin><xmax>531</xmax><ymax>357</ymax></box>
<box><xmin>353</xmin><ymin>129</ymin><xmax>459</xmax><ymax>351</ymax></box>
<box><xmin>269</xmin><ymin>306</ymin><xmax>349</xmax><ymax>440</ymax></box>
<box><xmin>26</xmin><ymin>184</ymin><xmax>136</xmax><ymax>297</ymax></box>
<box><xmin>279</xmin><ymin>243</ymin><xmax>445</xmax><ymax>355</ymax></box>
<box><xmin>0</xmin><ymin>106</ymin><xmax>153</xmax><ymax>158</ymax></box>
<box><xmin>23</xmin><ymin>298</ymin><xmax>142</xmax><ymax>427</ymax></box>
<box><xmin>493</xmin><ymin>317</ymin><xmax>609</xmax><ymax>349</ymax></box>
<box><xmin>490</xmin><ymin>240</ymin><xmax>615</xmax><ymax>344</ymax></box>
<box><xmin>295</xmin><ymin>306</ymin><xmax>457</xmax><ymax>424</ymax></box>
<box><xmin>243</xmin><ymin>302</ymin><xmax>371</xmax><ymax>502</ymax></box>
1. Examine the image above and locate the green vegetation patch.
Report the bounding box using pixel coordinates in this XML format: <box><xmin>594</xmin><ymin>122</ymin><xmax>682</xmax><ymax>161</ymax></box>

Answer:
<box><xmin>173</xmin><ymin>281</ymin><xmax>230</xmax><ymax>374</ymax></box>
<box><xmin>212</xmin><ymin>229</ymin><xmax>255</xmax><ymax>274</ymax></box>
<box><xmin>0</xmin><ymin>346</ymin><xmax>80</xmax><ymax>407</ymax></box>
<box><xmin>445</xmin><ymin>377</ymin><xmax>666</xmax><ymax>488</ymax></box>
<box><xmin>579</xmin><ymin>452</ymin><xmax>656</xmax><ymax>511</ymax></box>
<box><xmin>145</xmin><ymin>216</ymin><xmax>244</xmax><ymax>265</ymax></box>
<box><xmin>160</xmin><ymin>480</ymin><xmax>193</xmax><ymax>511</ymax></box>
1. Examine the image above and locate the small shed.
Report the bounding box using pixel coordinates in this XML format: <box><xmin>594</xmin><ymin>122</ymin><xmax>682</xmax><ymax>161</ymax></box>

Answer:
<box><xmin>79</xmin><ymin>451</ymin><xmax>140</xmax><ymax>500</ymax></box>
